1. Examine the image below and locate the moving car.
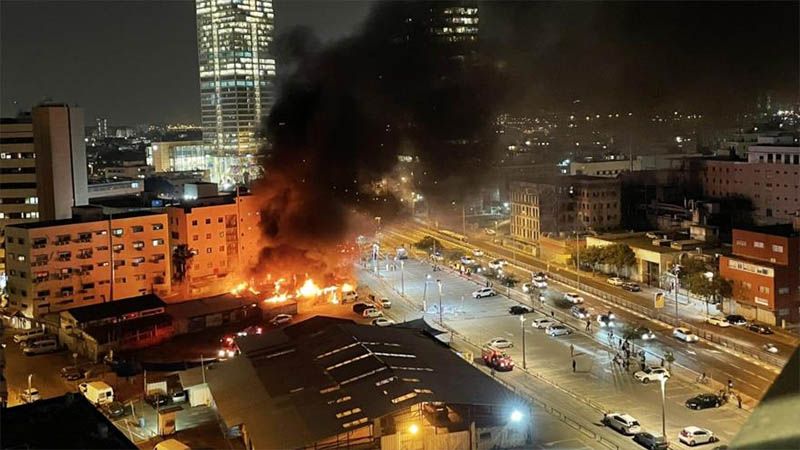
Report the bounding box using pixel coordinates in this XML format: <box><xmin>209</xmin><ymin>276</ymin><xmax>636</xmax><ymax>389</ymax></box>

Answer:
<box><xmin>633</xmin><ymin>327</ymin><xmax>656</xmax><ymax>340</ymax></box>
<box><xmin>747</xmin><ymin>323</ymin><xmax>774</xmax><ymax>334</ymax></box>
<box><xmin>634</xmin><ymin>367</ymin><xmax>670</xmax><ymax>383</ymax></box>
<box><xmin>396</xmin><ymin>247</ymin><xmax>408</xmax><ymax>259</ymax></box>
<box><xmin>532</xmin><ymin>278</ymin><xmax>548</xmax><ymax>289</ymax></box>
<box><xmin>685</xmin><ymin>393</ymin><xmax>722</xmax><ymax>410</ymax></box>
<box><xmin>596</xmin><ymin>312</ymin><xmax>616</xmax><ymax>327</ymax></box>
<box><xmin>488</xmin><ymin>259</ymin><xmax>507</xmax><ymax>270</ymax></box>
<box><xmin>472</xmin><ymin>287</ymin><xmax>497</xmax><ymax>299</ymax></box>
<box><xmin>460</xmin><ymin>256</ymin><xmax>476</xmax><ymax>265</ymax></box>
<box><xmin>622</xmin><ymin>282</ymin><xmax>641</xmax><ymax>292</ymax></box>
<box><xmin>362</xmin><ymin>308</ymin><xmax>383</xmax><ymax>318</ymax></box>
<box><xmin>607</xmin><ymin>277</ymin><xmax>625</xmax><ymax>286</ymax></box>
<box><xmin>763</xmin><ymin>343</ymin><xmax>779</xmax><ymax>354</ymax></box>
<box><xmin>633</xmin><ymin>432</ymin><xmax>669</xmax><ymax>450</ymax></box>
<box><xmin>105</xmin><ymin>400</ymin><xmax>126</xmax><ymax>418</ymax></box>
<box><xmin>673</xmin><ymin>327</ymin><xmax>699</xmax><ymax>343</ymax></box>
<box><xmin>532</xmin><ymin>318</ymin><xmax>555</xmax><ymax>329</ymax></box>
<box><xmin>487</xmin><ymin>338</ymin><xmax>513</xmax><ymax>349</ymax></box>
<box><xmin>20</xmin><ymin>388</ymin><xmax>40</xmax><ymax>403</ymax></box>
<box><xmin>60</xmin><ymin>366</ymin><xmax>86</xmax><ymax>381</ymax></box>
<box><xmin>379</xmin><ymin>298</ymin><xmax>392</xmax><ymax>309</ymax></box>
<box><xmin>564</xmin><ymin>292</ymin><xmax>584</xmax><ymax>304</ymax></box>
<box><xmin>570</xmin><ymin>305</ymin><xmax>590</xmax><ymax>319</ymax></box>
<box><xmin>481</xmin><ymin>347</ymin><xmax>514</xmax><ymax>371</ymax></box>
<box><xmin>472</xmin><ymin>249</ymin><xmax>484</xmax><ymax>257</ymax></box>
<box><xmin>237</xmin><ymin>325</ymin><xmax>263</xmax><ymax>336</ymax></box>
<box><xmin>679</xmin><ymin>426</ymin><xmax>716</xmax><ymax>446</ymax></box>
<box><xmin>270</xmin><ymin>314</ymin><xmax>293</xmax><ymax>326</ymax></box>
<box><xmin>706</xmin><ymin>316</ymin><xmax>731</xmax><ymax>327</ymax></box>
<box><xmin>484</xmin><ymin>228</ymin><xmax>497</xmax><ymax>235</ymax></box>
<box><xmin>371</xmin><ymin>317</ymin><xmax>395</xmax><ymax>327</ymax></box>
<box><xmin>546</xmin><ymin>324</ymin><xmax>572</xmax><ymax>337</ymax></box>
<box><xmin>725</xmin><ymin>314</ymin><xmax>747</xmax><ymax>326</ymax></box>
<box><xmin>508</xmin><ymin>305</ymin><xmax>532</xmax><ymax>315</ymax></box>
<box><xmin>602</xmin><ymin>412</ymin><xmax>642</xmax><ymax>435</ymax></box>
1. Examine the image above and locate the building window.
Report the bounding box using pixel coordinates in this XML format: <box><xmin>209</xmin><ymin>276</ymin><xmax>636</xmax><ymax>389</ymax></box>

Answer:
<box><xmin>192</xmin><ymin>220</ymin><xmax>198</xmax><ymax>226</ymax></box>
<box><xmin>205</xmin><ymin>233</ymin><xmax>211</xmax><ymax>239</ymax></box>
<box><xmin>193</xmin><ymin>235</ymin><xmax>199</xmax><ymax>241</ymax></box>
<box><xmin>131</xmin><ymin>225</ymin><xmax>144</xmax><ymax>233</ymax></box>
<box><xmin>753</xmin><ymin>241</ymin><xmax>764</xmax><ymax>248</ymax></box>
<box><xmin>735</xmin><ymin>240</ymin><xmax>747</xmax><ymax>247</ymax></box>
<box><xmin>112</xmin><ymin>228</ymin><xmax>123</xmax><ymax>236</ymax></box>
<box><xmin>758</xmin><ymin>286</ymin><xmax>770</xmax><ymax>294</ymax></box>
<box><xmin>152</xmin><ymin>223</ymin><xmax>164</xmax><ymax>231</ymax></box>
<box><xmin>218</xmin><ymin>217</ymin><xmax>223</xmax><ymax>223</ymax></box>
<box><xmin>219</xmin><ymin>246</ymin><xmax>224</xmax><ymax>252</ymax></box>
<box><xmin>207</xmin><ymin>248</ymin><xmax>212</xmax><ymax>253</ymax></box>
<box><xmin>171</xmin><ymin>232</ymin><xmax>179</xmax><ymax>239</ymax></box>
<box><xmin>205</xmin><ymin>218</ymin><xmax>211</xmax><ymax>224</ymax></box>
<box><xmin>152</xmin><ymin>239</ymin><xmax>164</xmax><ymax>246</ymax></box>
<box><xmin>778</xmin><ymin>287</ymin><xmax>790</xmax><ymax>295</ymax></box>
<box><xmin>772</xmin><ymin>244</ymin><xmax>784</xmax><ymax>253</ymax></box>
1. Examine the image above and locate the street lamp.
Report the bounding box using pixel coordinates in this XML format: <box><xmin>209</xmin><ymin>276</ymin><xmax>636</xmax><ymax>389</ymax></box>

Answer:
<box><xmin>422</xmin><ymin>274</ymin><xmax>431</xmax><ymax>312</ymax></box>
<box><xmin>400</xmin><ymin>260</ymin><xmax>405</xmax><ymax>296</ymax></box>
<box><xmin>659</xmin><ymin>377</ymin><xmax>668</xmax><ymax>442</ymax></box>
<box><xmin>703</xmin><ymin>271</ymin><xmax>714</xmax><ymax>317</ymax></box>
<box><xmin>437</xmin><ymin>280</ymin><xmax>443</xmax><ymax>325</ymax></box>
<box><xmin>520</xmin><ymin>315</ymin><xmax>527</xmax><ymax>369</ymax></box>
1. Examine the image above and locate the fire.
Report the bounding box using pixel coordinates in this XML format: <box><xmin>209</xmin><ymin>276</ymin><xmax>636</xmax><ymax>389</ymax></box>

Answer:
<box><xmin>264</xmin><ymin>293</ymin><xmax>289</xmax><ymax>303</ymax></box>
<box><xmin>342</xmin><ymin>282</ymin><xmax>354</xmax><ymax>293</ymax></box>
<box><xmin>298</xmin><ymin>279</ymin><xmax>323</xmax><ymax>298</ymax></box>
<box><xmin>230</xmin><ymin>282</ymin><xmax>248</xmax><ymax>296</ymax></box>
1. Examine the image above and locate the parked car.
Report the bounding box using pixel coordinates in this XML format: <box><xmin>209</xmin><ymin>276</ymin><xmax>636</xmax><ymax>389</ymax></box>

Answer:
<box><xmin>472</xmin><ymin>249</ymin><xmax>484</xmax><ymax>257</ymax></box>
<box><xmin>487</xmin><ymin>338</ymin><xmax>513</xmax><ymax>349</ymax></box>
<box><xmin>633</xmin><ymin>326</ymin><xmax>656</xmax><ymax>340</ymax></box>
<box><xmin>431</xmin><ymin>252</ymin><xmax>444</xmax><ymax>262</ymax></box>
<box><xmin>12</xmin><ymin>328</ymin><xmax>46</xmax><ymax>344</ymax></box>
<box><xmin>546</xmin><ymin>324</ymin><xmax>572</xmax><ymax>337</ymax></box>
<box><xmin>270</xmin><ymin>314</ymin><xmax>293</xmax><ymax>326</ymax></box>
<box><xmin>105</xmin><ymin>400</ymin><xmax>126</xmax><ymax>418</ymax></box>
<box><xmin>607</xmin><ymin>277</ymin><xmax>625</xmax><ymax>286</ymax></box>
<box><xmin>706</xmin><ymin>316</ymin><xmax>731</xmax><ymax>327</ymax></box>
<box><xmin>622</xmin><ymin>282</ymin><xmax>641</xmax><ymax>292</ymax></box>
<box><xmin>362</xmin><ymin>308</ymin><xmax>383</xmax><ymax>318</ymax></box>
<box><xmin>747</xmin><ymin>323</ymin><xmax>774</xmax><ymax>335</ymax></box>
<box><xmin>634</xmin><ymin>367</ymin><xmax>671</xmax><ymax>383</ymax></box>
<box><xmin>371</xmin><ymin>318</ymin><xmax>395</xmax><ymax>327</ymax></box>
<box><xmin>23</xmin><ymin>338</ymin><xmax>59</xmax><ymax>355</ymax></box>
<box><xmin>725</xmin><ymin>315</ymin><xmax>747</xmax><ymax>326</ymax></box>
<box><xmin>564</xmin><ymin>292</ymin><xmax>584</xmax><ymax>304</ymax></box>
<box><xmin>508</xmin><ymin>305</ymin><xmax>532</xmax><ymax>315</ymax></box>
<box><xmin>673</xmin><ymin>327</ymin><xmax>699</xmax><ymax>343</ymax></box>
<box><xmin>685</xmin><ymin>393</ymin><xmax>722</xmax><ymax>410</ymax></box>
<box><xmin>472</xmin><ymin>287</ymin><xmax>497</xmax><ymax>298</ymax></box>
<box><xmin>19</xmin><ymin>388</ymin><xmax>41</xmax><ymax>403</ymax></box>
<box><xmin>237</xmin><ymin>325</ymin><xmax>264</xmax><ymax>336</ymax></box>
<box><xmin>763</xmin><ymin>343</ymin><xmax>779</xmax><ymax>354</ymax></box>
<box><xmin>352</xmin><ymin>302</ymin><xmax>371</xmax><ymax>314</ymax></box>
<box><xmin>533</xmin><ymin>272</ymin><xmax>548</xmax><ymax>280</ymax></box>
<box><xmin>488</xmin><ymin>259</ymin><xmax>507</xmax><ymax>270</ymax></box>
<box><xmin>460</xmin><ymin>256</ymin><xmax>476</xmax><ymax>265</ymax></box>
<box><xmin>532</xmin><ymin>278</ymin><xmax>548</xmax><ymax>289</ymax></box>
<box><xmin>532</xmin><ymin>318</ymin><xmax>555</xmax><ymax>329</ymax></box>
<box><xmin>596</xmin><ymin>312</ymin><xmax>616</xmax><ymax>327</ymax></box>
<box><xmin>146</xmin><ymin>393</ymin><xmax>169</xmax><ymax>408</ymax></box>
<box><xmin>570</xmin><ymin>305</ymin><xmax>590</xmax><ymax>319</ymax></box>
<box><xmin>60</xmin><ymin>366</ymin><xmax>85</xmax><ymax>381</ymax></box>
<box><xmin>379</xmin><ymin>298</ymin><xmax>392</xmax><ymax>309</ymax></box>
<box><xmin>484</xmin><ymin>228</ymin><xmax>497</xmax><ymax>235</ymax></box>
<box><xmin>633</xmin><ymin>432</ymin><xmax>669</xmax><ymax>450</ymax></box>
<box><xmin>602</xmin><ymin>412</ymin><xmax>642</xmax><ymax>435</ymax></box>
<box><xmin>171</xmin><ymin>390</ymin><xmax>187</xmax><ymax>404</ymax></box>
<box><xmin>679</xmin><ymin>426</ymin><xmax>716</xmax><ymax>446</ymax></box>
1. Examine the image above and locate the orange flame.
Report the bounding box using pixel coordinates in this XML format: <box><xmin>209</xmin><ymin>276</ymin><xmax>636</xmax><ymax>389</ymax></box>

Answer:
<box><xmin>298</xmin><ymin>279</ymin><xmax>322</xmax><ymax>298</ymax></box>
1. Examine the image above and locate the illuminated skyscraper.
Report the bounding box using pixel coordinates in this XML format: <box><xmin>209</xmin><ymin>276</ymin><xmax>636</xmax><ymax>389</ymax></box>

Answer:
<box><xmin>196</xmin><ymin>0</ymin><xmax>276</xmax><ymax>184</ymax></box>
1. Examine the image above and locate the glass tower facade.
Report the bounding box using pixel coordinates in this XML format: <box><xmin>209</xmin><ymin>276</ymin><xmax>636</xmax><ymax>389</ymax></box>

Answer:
<box><xmin>196</xmin><ymin>0</ymin><xmax>276</xmax><ymax>183</ymax></box>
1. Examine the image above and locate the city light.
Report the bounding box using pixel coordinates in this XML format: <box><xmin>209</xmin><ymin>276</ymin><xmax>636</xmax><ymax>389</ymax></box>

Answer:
<box><xmin>408</xmin><ymin>423</ymin><xmax>419</xmax><ymax>435</ymax></box>
<box><xmin>510</xmin><ymin>409</ymin><xmax>523</xmax><ymax>423</ymax></box>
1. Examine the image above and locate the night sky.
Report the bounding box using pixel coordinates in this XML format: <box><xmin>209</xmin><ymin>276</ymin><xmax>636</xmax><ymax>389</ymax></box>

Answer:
<box><xmin>1</xmin><ymin>1</ymin><xmax>796</xmax><ymax>125</ymax></box>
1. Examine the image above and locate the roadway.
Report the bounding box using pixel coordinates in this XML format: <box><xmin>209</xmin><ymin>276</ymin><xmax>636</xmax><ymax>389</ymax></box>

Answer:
<box><xmin>359</xmin><ymin>257</ymin><xmax>751</xmax><ymax>449</ymax></box>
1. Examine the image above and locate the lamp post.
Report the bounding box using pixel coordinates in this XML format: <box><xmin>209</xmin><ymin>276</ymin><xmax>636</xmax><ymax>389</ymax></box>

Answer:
<box><xmin>437</xmin><ymin>280</ymin><xmax>443</xmax><ymax>325</ymax></box>
<box><xmin>660</xmin><ymin>377</ymin><xmax>668</xmax><ymax>441</ymax></box>
<box><xmin>400</xmin><ymin>260</ymin><xmax>405</xmax><ymax>296</ymax></box>
<box><xmin>703</xmin><ymin>271</ymin><xmax>714</xmax><ymax>317</ymax></box>
<box><xmin>422</xmin><ymin>275</ymin><xmax>431</xmax><ymax>312</ymax></box>
<box><xmin>520</xmin><ymin>315</ymin><xmax>527</xmax><ymax>369</ymax></box>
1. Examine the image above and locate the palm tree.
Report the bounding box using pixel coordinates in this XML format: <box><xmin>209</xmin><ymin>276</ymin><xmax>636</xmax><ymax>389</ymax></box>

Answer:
<box><xmin>172</xmin><ymin>244</ymin><xmax>196</xmax><ymax>283</ymax></box>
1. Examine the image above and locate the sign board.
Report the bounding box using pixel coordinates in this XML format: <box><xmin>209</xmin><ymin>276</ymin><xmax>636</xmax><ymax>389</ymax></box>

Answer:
<box><xmin>654</xmin><ymin>292</ymin><xmax>665</xmax><ymax>309</ymax></box>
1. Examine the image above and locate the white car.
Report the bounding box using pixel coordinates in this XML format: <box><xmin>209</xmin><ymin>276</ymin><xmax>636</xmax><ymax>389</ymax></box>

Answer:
<box><xmin>522</xmin><ymin>283</ymin><xmax>533</xmax><ymax>293</ymax></box>
<box><xmin>379</xmin><ymin>298</ymin><xmax>392</xmax><ymax>309</ymax></box>
<box><xmin>488</xmin><ymin>259</ymin><xmax>507</xmax><ymax>270</ymax></box>
<box><xmin>460</xmin><ymin>256</ymin><xmax>476</xmax><ymax>265</ymax></box>
<box><xmin>487</xmin><ymin>338</ymin><xmax>513</xmax><ymax>349</ymax></box>
<box><xmin>633</xmin><ymin>366</ymin><xmax>671</xmax><ymax>383</ymax></box>
<box><xmin>763</xmin><ymin>343</ymin><xmax>779</xmax><ymax>354</ymax></box>
<box><xmin>532</xmin><ymin>318</ymin><xmax>555</xmax><ymax>329</ymax></box>
<box><xmin>607</xmin><ymin>277</ymin><xmax>625</xmax><ymax>286</ymax></box>
<box><xmin>372</xmin><ymin>318</ymin><xmax>395</xmax><ymax>327</ymax></box>
<box><xmin>472</xmin><ymin>249</ymin><xmax>484</xmax><ymax>257</ymax></box>
<box><xmin>634</xmin><ymin>326</ymin><xmax>656</xmax><ymax>340</ymax></box>
<box><xmin>431</xmin><ymin>252</ymin><xmax>444</xmax><ymax>262</ymax></box>
<box><xmin>679</xmin><ymin>426</ymin><xmax>715</xmax><ymax>446</ymax></box>
<box><xmin>706</xmin><ymin>316</ymin><xmax>731</xmax><ymax>327</ymax></box>
<box><xmin>564</xmin><ymin>292</ymin><xmax>584</xmax><ymax>304</ymax></box>
<box><xmin>484</xmin><ymin>228</ymin><xmax>497</xmax><ymax>236</ymax></box>
<box><xmin>362</xmin><ymin>308</ymin><xmax>383</xmax><ymax>318</ymax></box>
<box><xmin>596</xmin><ymin>313</ymin><xmax>616</xmax><ymax>327</ymax></box>
<box><xmin>673</xmin><ymin>327</ymin><xmax>699</xmax><ymax>343</ymax></box>
<box><xmin>546</xmin><ymin>324</ymin><xmax>572</xmax><ymax>337</ymax></box>
<box><xmin>532</xmin><ymin>278</ymin><xmax>548</xmax><ymax>289</ymax></box>
<box><xmin>472</xmin><ymin>287</ymin><xmax>497</xmax><ymax>298</ymax></box>
<box><xmin>20</xmin><ymin>388</ymin><xmax>41</xmax><ymax>403</ymax></box>
<box><xmin>603</xmin><ymin>413</ymin><xmax>642</xmax><ymax>435</ymax></box>
<box><xmin>270</xmin><ymin>314</ymin><xmax>293</xmax><ymax>326</ymax></box>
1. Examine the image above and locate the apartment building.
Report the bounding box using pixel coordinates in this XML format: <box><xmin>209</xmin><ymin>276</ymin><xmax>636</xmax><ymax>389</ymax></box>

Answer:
<box><xmin>719</xmin><ymin>224</ymin><xmax>800</xmax><ymax>325</ymax></box>
<box><xmin>4</xmin><ymin>210</ymin><xmax>170</xmax><ymax>320</ymax></box>
<box><xmin>510</xmin><ymin>175</ymin><xmax>621</xmax><ymax>244</ymax></box>
<box><xmin>167</xmin><ymin>193</ymin><xmax>261</xmax><ymax>291</ymax></box>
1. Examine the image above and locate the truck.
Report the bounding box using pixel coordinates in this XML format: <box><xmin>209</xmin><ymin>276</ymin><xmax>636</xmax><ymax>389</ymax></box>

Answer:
<box><xmin>481</xmin><ymin>347</ymin><xmax>514</xmax><ymax>372</ymax></box>
<box><xmin>81</xmin><ymin>381</ymin><xmax>114</xmax><ymax>405</ymax></box>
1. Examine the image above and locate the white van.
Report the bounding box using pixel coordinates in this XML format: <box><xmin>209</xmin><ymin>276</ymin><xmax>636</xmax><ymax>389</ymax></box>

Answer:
<box><xmin>83</xmin><ymin>381</ymin><xmax>114</xmax><ymax>405</ymax></box>
<box><xmin>22</xmin><ymin>338</ymin><xmax>59</xmax><ymax>355</ymax></box>
<box><xmin>13</xmin><ymin>328</ymin><xmax>46</xmax><ymax>344</ymax></box>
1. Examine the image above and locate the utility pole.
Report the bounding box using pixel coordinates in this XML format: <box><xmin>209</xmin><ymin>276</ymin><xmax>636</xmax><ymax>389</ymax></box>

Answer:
<box><xmin>462</xmin><ymin>203</ymin><xmax>466</xmax><ymax>236</ymax></box>
<box><xmin>660</xmin><ymin>378</ymin><xmax>668</xmax><ymax>441</ymax></box>
<box><xmin>520</xmin><ymin>315</ymin><xmax>527</xmax><ymax>369</ymax></box>
<box><xmin>437</xmin><ymin>280</ymin><xmax>443</xmax><ymax>325</ymax></box>
<box><xmin>400</xmin><ymin>260</ymin><xmax>405</xmax><ymax>296</ymax></box>
<box><xmin>422</xmin><ymin>276</ymin><xmax>430</xmax><ymax>312</ymax></box>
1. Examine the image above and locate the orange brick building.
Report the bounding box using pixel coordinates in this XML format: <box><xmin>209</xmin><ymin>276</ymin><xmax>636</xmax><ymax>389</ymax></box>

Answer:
<box><xmin>167</xmin><ymin>193</ymin><xmax>262</xmax><ymax>297</ymax></box>
<box><xmin>719</xmin><ymin>224</ymin><xmax>800</xmax><ymax>325</ymax></box>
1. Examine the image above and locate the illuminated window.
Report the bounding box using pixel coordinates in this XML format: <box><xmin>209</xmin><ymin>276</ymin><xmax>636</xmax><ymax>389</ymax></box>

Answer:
<box><xmin>152</xmin><ymin>239</ymin><xmax>164</xmax><ymax>246</ymax></box>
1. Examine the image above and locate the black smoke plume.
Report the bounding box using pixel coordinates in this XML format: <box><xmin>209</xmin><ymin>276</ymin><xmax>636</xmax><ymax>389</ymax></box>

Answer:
<box><xmin>251</xmin><ymin>2</ymin><xmax>505</xmax><ymax>278</ymax></box>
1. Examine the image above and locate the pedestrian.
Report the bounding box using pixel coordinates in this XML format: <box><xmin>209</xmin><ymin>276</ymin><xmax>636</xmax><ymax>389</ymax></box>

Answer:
<box><xmin>570</xmin><ymin>344</ymin><xmax>575</xmax><ymax>357</ymax></box>
<box><xmin>640</xmin><ymin>362</ymin><xmax>646</xmax><ymax>371</ymax></box>
<box><xmin>572</xmin><ymin>359</ymin><xmax>577</xmax><ymax>372</ymax></box>
<box><xmin>737</xmin><ymin>394</ymin><xmax>742</xmax><ymax>409</ymax></box>
<box><xmin>551</xmin><ymin>310</ymin><xmax>555</xmax><ymax>318</ymax></box>
<box><xmin>660</xmin><ymin>357</ymin><xmax>665</xmax><ymax>367</ymax></box>
<box><xmin>585</xmin><ymin>320</ymin><xmax>591</xmax><ymax>331</ymax></box>
<box><xmin>486</xmin><ymin>280</ymin><xmax>490</xmax><ymax>287</ymax></box>
<box><xmin>727</xmin><ymin>379</ymin><xmax>733</xmax><ymax>394</ymax></box>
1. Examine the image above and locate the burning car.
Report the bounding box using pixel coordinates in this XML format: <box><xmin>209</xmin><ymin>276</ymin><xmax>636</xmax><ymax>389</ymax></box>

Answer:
<box><xmin>482</xmin><ymin>347</ymin><xmax>514</xmax><ymax>372</ymax></box>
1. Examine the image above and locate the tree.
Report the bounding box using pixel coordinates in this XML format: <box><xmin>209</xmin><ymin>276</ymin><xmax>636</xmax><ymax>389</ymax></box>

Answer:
<box><xmin>414</xmin><ymin>236</ymin><xmax>443</xmax><ymax>253</ymax></box>
<box><xmin>172</xmin><ymin>244</ymin><xmax>196</xmax><ymax>282</ymax></box>
<box><xmin>603</xmin><ymin>244</ymin><xmax>636</xmax><ymax>277</ymax></box>
<box><xmin>684</xmin><ymin>272</ymin><xmax>733</xmax><ymax>314</ymax></box>
<box><xmin>568</xmin><ymin>245</ymin><xmax>606</xmax><ymax>272</ymax></box>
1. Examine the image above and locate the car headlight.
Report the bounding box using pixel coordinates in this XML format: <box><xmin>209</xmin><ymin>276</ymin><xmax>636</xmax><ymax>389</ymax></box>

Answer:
<box><xmin>227</xmin><ymin>350</ymin><xmax>236</xmax><ymax>357</ymax></box>
<box><xmin>218</xmin><ymin>349</ymin><xmax>226</xmax><ymax>357</ymax></box>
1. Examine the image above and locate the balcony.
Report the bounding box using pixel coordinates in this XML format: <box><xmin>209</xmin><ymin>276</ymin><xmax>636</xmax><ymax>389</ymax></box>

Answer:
<box><xmin>31</xmin><ymin>260</ymin><xmax>48</xmax><ymax>267</ymax></box>
<box><xmin>76</xmin><ymin>253</ymin><xmax>93</xmax><ymax>260</ymax></box>
<box><xmin>56</xmin><ymin>255</ymin><xmax>71</xmax><ymax>262</ymax></box>
<box><xmin>32</xmin><ymin>242</ymin><xmax>47</xmax><ymax>249</ymax></box>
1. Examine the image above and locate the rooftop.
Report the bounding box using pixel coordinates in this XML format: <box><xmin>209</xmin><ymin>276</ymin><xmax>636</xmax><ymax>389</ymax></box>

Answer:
<box><xmin>66</xmin><ymin>294</ymin><xmax>166</xmax><ymax>323</ymax></box>
<box><xmin>166</xmin><ymin>293</ymin><xmax>259</xmax><ymax>320</ymax></box>
<box><xmin>587</xmin><ymin>232</ymin><xmax>684</xmax><ymax>254</ymax></box>
<box><xmin>0</xmin><ymin>393</ymin><xmax>138</xmax><ymax>449</ymax></box>
<box><xmin>7</xmin><ymin>210</ymin><xmax>166</xmax><ymax>230</ymax></box>
<box><xmin>205</xmin><ymin>316</ymin><xmax>518</xmax><ymax>449</ymax></box>
<box><xmin>735</xmin><ymin>224</ymin><xmax>799</xmax><ymax>238</ymax></box>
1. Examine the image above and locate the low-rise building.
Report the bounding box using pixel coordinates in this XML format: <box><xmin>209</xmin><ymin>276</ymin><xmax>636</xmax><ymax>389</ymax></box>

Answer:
<box><xmin>719</xmin><ymin>224</ymin><xmax>800</xmax><ymax>325</ymax></box>
<box><xmin>570</xmin><ymin>158</ymin><xmax>641</xmax><ymax>177</ymax></box>
<box><xmin>148</xmin><ymin>140</ymin><xmax>208</xmax><ymax>173</ymax></box>
<box><xmin>586</xmin><ymin>232</ymin><xmax>684</xmax><ymax>286</ymax></box>
<box><xmin>4</xmin><ymin>209</ymin><xmax>171</xmax><ymax>321</ymax></box>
